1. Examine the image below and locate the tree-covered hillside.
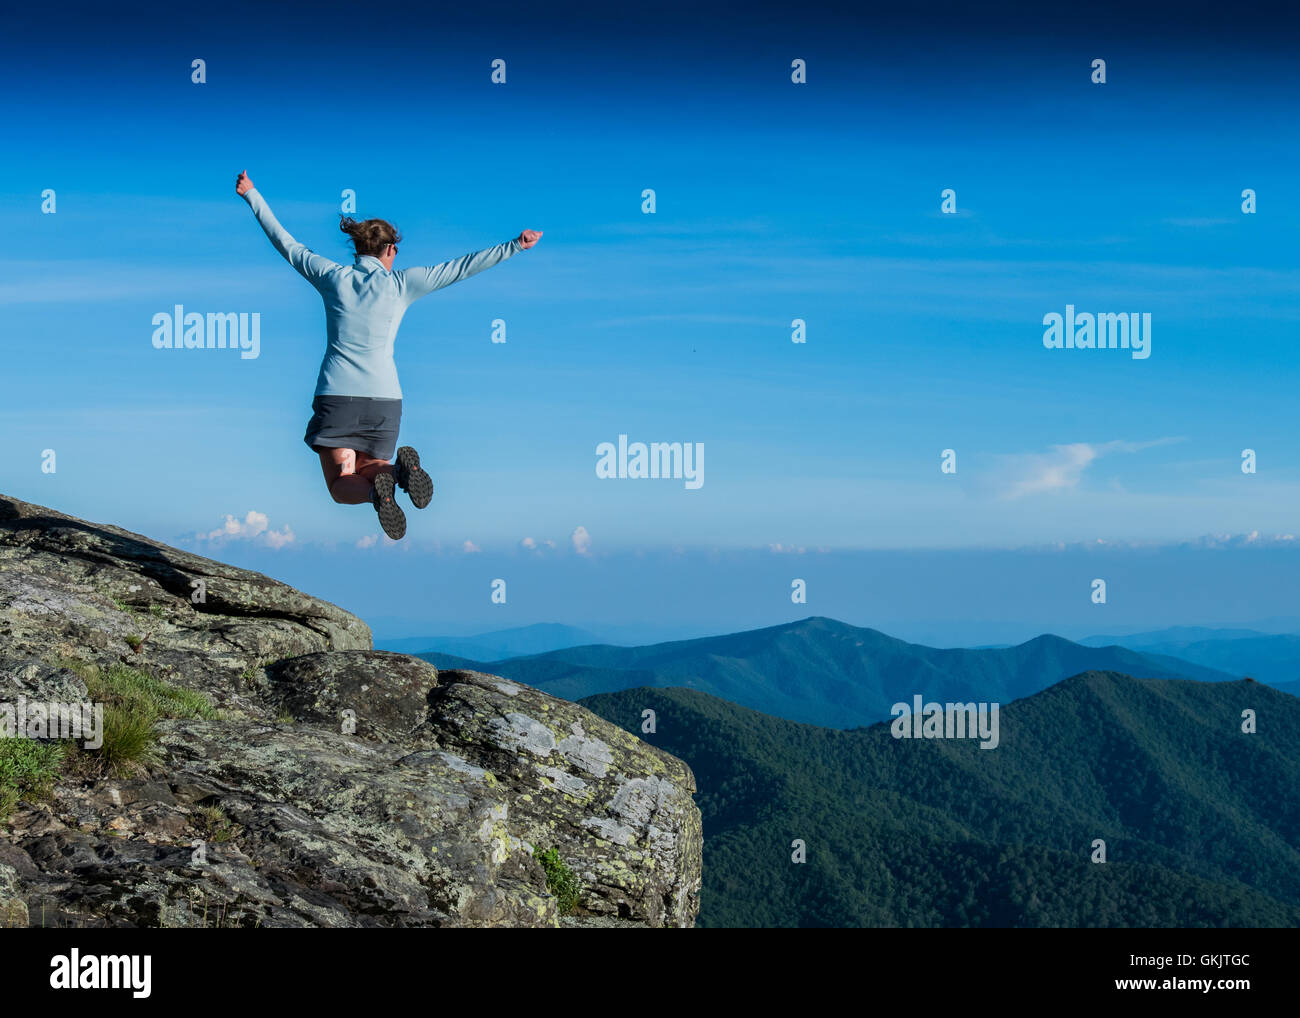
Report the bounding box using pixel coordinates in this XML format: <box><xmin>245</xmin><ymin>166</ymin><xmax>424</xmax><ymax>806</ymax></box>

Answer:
<box><xmin>581</xmin><ymin>673</ymin><xmax>1300</xmax><ymax>927</ymax></box>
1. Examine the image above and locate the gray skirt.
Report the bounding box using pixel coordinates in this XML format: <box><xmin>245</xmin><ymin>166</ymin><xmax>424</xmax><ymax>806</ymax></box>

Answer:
<box><xmin>303</xmin><ymin>395</ymin><xmax>403</xmax><ymax>461</ymax></box>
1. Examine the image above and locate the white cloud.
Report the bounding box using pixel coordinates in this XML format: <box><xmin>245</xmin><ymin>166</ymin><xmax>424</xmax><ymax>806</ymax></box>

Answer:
<box><xmin>1031</xmin><ymin>531</ymin><xmax>1300</xmax><ymax>552</ymax></box>
<box><xmin>356</xmin><ymin>532</ymin><xmax>404</xmax><ymax>549</ymax></box>
<box><xmin>996</xmin><ymin>439</ymin><xmax>1178</xmax><ymax>500</ymax></box>
<box><xmin>520</xmin><ymin>537</ymin><xmax>537</xmax><ymax>549</ymax></box>
<box><xmin>200</xmin><ymin>510</ymin><xmax>294</xmax><ymax>549</ymax></box>
<box><xmin>264</xmin><ymin>526</ymin><xmax>295</xmax><ymax>549</ymax></box>
<box><xmin>207</xmin><ymin>510</ymin><xmax>268</xmax><ymax>541</ymax></box>
<box><xmin>571</xmin><ymin>526</ymin><xmax>592</xmax><ymax>557</ymax></box>
<box><xmin>1001</xmin><ymin>442</ymin><xmax>1101</xmax><ymax>498</ymax></box>
<box><xmin>1183</xmin><ymin>531</ymin><xmax>1298</xmax><ymax>549</ymax></box>
<box><xmin>463</xmin><ymin>540</ymin><xmax>481</xmax><ymax>554</ymax></box>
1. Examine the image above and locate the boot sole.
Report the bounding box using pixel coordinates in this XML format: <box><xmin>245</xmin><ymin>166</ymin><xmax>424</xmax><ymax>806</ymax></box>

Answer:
<box><xmin>372</xmin><ymin>474</ymin><xmax>407</xmax><ymax>540</ymax></box>
<box><xmin>395</xmin><ymin>446</ymin><xmax>434</xmax><ymax>509</ymax></box>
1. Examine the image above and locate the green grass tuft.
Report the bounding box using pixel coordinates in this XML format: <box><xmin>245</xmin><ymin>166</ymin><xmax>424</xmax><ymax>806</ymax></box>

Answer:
<box><xmin>192</xmin><ymin>804</ymin><xmax>240</xmax><ymax>843</ymax></box>
<box><xmin>0</xmin><ymin>739</ymin><xmax>66</xmax><ymax>821</ymax></box>
<box><xmin>536</xmin><ymin>846</ymin><xmax>581</xmax><ymax>916</ymax></box>
<box><xmin>88</xmin><ymin>663</ymin><xmax>218</xmax><ymax>723</ymax></box>
<box><xmin>60</xmin><ymin>659</ymin><xmax>219</xmax><ymax>776</ymax></box>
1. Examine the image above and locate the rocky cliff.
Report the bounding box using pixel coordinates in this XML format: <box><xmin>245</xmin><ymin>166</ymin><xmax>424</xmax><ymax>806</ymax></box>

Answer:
<box><xmin>0</xmin><ymin>494</ymin><xmax>701</xmax><ymax>927</ymax></box>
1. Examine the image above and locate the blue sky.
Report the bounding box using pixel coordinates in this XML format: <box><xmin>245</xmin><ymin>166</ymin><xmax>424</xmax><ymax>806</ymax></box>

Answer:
<box><xmin>2</xmin><ymin>1</ymin><xmax>1298</xmax><ymax>640</ymax></box>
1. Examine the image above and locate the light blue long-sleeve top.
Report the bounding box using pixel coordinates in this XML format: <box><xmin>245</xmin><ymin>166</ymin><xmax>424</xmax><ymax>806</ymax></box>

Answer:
<box><xmin>242</xmin><ymin>187</ymin><xmax>521</xmax><ymax>399</ymax></box>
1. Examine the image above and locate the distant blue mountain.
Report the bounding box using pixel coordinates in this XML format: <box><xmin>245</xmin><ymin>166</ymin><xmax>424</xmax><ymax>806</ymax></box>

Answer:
<box><xmin>377</xmin><ymin>623</ymin><xmax>601</xmax><ymax>661</ymax></box>
<box><xmin>420</xmin><ymin>616</ymin><xmax>1238</xmax><ymax>729</ymax></box>
<box><xmin>1081</xmin><ymin>627</ymin><xmax>1300</xmax><ymax>686</ymax></box>
<box><xmin>1081</xmin><ymin>626</ymin><xmax>1276</xmax><ymax>647</ymax></box>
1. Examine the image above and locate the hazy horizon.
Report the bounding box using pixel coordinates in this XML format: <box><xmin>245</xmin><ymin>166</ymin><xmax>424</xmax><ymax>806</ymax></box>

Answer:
<box><xmin>370</xmin><ymin>614</ymin><xmax>1300</xmax><ymax>655</ymax></box>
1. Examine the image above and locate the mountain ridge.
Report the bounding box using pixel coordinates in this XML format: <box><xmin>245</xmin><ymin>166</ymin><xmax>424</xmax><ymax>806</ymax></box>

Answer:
<box><xmin>1083</xmin><ymin>628</ymin><xmax>1300</xmax><ymax>686</ymax></box>
<box><xmin>377</xmin><ymin>622</ymin><xmax>604</xmax><ymax>660</ymax></box>
<box><xmin>421</xmin><ymin>615</ymin><xmax>1241</xmax><ymax>729</ymax></box>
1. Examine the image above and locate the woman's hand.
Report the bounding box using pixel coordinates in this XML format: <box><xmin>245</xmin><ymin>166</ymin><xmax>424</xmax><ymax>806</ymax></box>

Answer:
<box><xmin>517</xmin><ymin>229</ymin><xmax>543</xmax><ymax>249</ymax></box>
<box><xmin>236</xmin><ymin>170</ymin><xmax>254</xmax><ymax>196</ymax></box>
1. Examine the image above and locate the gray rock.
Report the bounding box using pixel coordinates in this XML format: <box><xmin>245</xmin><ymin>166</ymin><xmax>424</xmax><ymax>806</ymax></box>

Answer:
<box><xmin>0</xmin><ymin>494</ymin><xmax>370</xmax><ymax>718</ymax></box>
<box><xmin>0</xmin><ymin>494</ymin><xmax>701</xmax><ymax>927</ymax></box>
<box><xmin>421</xmin><ymin>669</ymin><xmax>702</xmax><ymax>925</ymax></box>
<box><xmin>0</xmin><ymin>863</ymin><xmax>27</xmax><ymax>928</ymax></box>
<box><xmin>266</xmin><ymin>650</ymin><xmax>438</xmax><ymax>743</ymax></box>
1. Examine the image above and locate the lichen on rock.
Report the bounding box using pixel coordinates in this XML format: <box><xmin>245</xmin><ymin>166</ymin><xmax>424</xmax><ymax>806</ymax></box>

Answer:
<box><xmin>0</xmin><ymin>494</ymin><xmax>701</xmax><ymax>928</ymax></box>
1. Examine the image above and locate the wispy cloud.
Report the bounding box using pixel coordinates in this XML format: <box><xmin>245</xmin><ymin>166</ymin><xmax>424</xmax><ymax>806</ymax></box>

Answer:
<box><xmin>1184</xmin><ymin>531</ymin><xmax>1298</xmax><ymax>549</ymax></box>
<box><xmin>589</xmin><ymin>313</ymin><xmax>775</xmax><ymax>329</ymax></box>
<box><xmin>1162</xmin><ymin>217</ymin><xmax>1235</xmax><ymax>228</ymax></box>
<box><xmin>995</xmin><ymin>439</ymin><xmax>1180</xmax><ymax>500</ymax></box>
<box><xmin>0</xmin><ymin>260</ymin><xmax>289</xmax><ymax>305</ymax></box>
<box><xmin>589</xmin><ymin>217</ymin><xmax>774</xmax><ymax>238</ymax></box>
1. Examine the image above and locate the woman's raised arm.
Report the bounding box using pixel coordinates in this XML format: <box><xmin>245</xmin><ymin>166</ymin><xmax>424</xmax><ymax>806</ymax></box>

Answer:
<box><xmin>236</xmin><ymin>171</ymin><xmax>341</xmax><ymax>287</ymax></box>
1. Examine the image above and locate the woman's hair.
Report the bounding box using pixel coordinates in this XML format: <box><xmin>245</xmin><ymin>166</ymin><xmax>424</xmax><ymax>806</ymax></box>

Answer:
<box><xmin>339</xmin><ymin>215</ymin><xmax>402</xmax><ymax>257</ymax></box>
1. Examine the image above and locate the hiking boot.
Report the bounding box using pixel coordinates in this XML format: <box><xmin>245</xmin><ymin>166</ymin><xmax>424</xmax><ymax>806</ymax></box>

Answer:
<box><xmin>393</xmin><ymin>446</ymin><xmax>434</xmax><ymax>509</ymax></box>
<box><xmin>371</xmin><ymin>473</ymin><xmax>407</xmax><ymax>540</ymax></box>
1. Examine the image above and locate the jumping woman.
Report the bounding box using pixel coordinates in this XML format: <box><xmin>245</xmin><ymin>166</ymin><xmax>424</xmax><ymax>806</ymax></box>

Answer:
<box><xmin>235</xmin><ymin>170</ymin><xmax>541</xmax><ymax>539</ymax></box>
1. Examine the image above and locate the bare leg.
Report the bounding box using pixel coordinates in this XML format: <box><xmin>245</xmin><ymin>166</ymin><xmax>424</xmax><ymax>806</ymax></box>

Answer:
<box><xmin>318</xmin><ymin>447</ymin><xmax>392</xmax><ymax>505</ymax></box>
<box><xmin>355</xmin><ymin>452</ymin><xmax>395</xmax><ymax>483</ymax></box>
